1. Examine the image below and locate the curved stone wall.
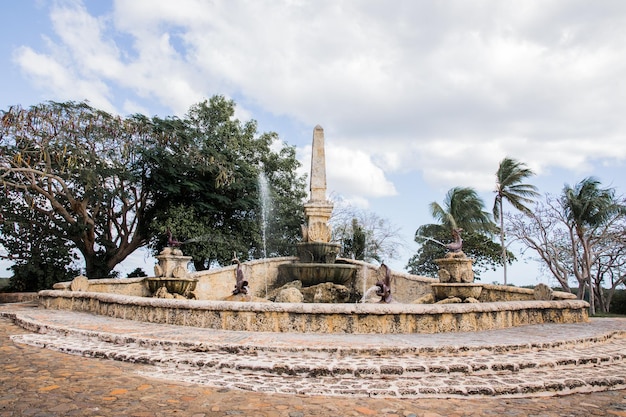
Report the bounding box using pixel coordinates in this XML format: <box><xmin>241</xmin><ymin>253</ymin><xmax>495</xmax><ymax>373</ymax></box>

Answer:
<box><xmin>38</xmin><ymin>290</ymin><xmax>589</xmax><ymax>334</ymax></box>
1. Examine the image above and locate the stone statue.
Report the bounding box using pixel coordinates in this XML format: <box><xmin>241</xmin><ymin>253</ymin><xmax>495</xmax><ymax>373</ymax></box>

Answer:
<box><xmin>445</xmin><ymin>228</ymin><xmax>463</xmax><ymax>253</ymax></box>
<box><xmin>375</xmin><ymin>262</ymin><xmax>392</xmax><ymax>303</ymax></box>
<box><xmin>166</xmin><ymin>229</ymin><xmax>183</xmax><ymax>247</ymax></box>
<box><xmin>231</xmin><ymin>256</ymin><xmax>249</xmax><ymax>295</ymax></box>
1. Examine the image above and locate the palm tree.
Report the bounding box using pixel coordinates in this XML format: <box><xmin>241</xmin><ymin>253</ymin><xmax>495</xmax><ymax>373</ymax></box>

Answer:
<box><xmin>561</xmin><ymin>177</ymin><xmax>621</xmax><ymax>315</ymax></box>
<box><xmin>411</xmin><ymin>187</ymin><xmax>497</xmax><ymax>278</ymax></box>
<box><xmin>430</xmin><ymin>187</ymin><xmax>493</xmax><ymax>234</ymax></box>
<box><xmin>493</xmin><ymin>157</ymin><xmax>539</xmax><ymax>285</ymax></box>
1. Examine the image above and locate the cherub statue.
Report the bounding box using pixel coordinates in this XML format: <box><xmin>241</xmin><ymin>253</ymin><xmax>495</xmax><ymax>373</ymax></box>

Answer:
<box><xmin>231</xmin><ymin>254</ymin><xmax>248</xmax><ymax>295</ymax></box>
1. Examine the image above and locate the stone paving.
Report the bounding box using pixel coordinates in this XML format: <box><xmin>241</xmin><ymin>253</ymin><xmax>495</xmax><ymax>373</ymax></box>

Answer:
<box><xmin>2</xmin><ymin>302</ymin><xmax>626</xmax><ymax>416</ymax></box>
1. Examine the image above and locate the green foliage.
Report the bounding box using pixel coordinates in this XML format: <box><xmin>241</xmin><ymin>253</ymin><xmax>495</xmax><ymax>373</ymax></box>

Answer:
<box><xmin>340</xmin><ymin>218</ymin><xmax>367</xmax><ymax>260</ymax></box>
<box><xmin>406</xmin><ymin>224</ymin><xmax>512</xmax><ymax>279</ymax></box>
<box><xmin>429</xmin><ymin>187</ymin><xmax>494</xmax><ymax>233</ymax></box>
<box><xmin>1</xmin><ymin>101</ymin><xmax>156</xmax><ymax>278</ymax></box>
<box><xmin>127</xmin><ymin>268</ymin><xmax>148</xmax><ymax>278</ymax></box>
<box><xmin>493</xmin><ymin>157</ymin><xmax>538</xmax><ymax>284</ymax></box>
<box><xmin>610</xmin><ymin>289</ymin><xmax>626</xmax><ymax>315</ymax></box>
<box><xmin>493</xmin><ymin>157</ymin><xmax>539</xmax><ymax>222</ymax></box>
<box><xmin>409</xmin><ymin>186</ymin><xmax>509</xmax><ymax>278</ymax></box>
<box><xmin>0</xmin><ymin>193</ymin><xmax>80</xmax><ymax>291</ymax></box>
<box><xmin>1</xmin><ymin>96</ymin><xmax>306</xmax><ymax>280</ymax></box>
<box><xmin>561</xmin><ymin>177</ymin><xmax>625</xmax><ymax>314</ymax></box>
<box><xmin>562</xmin><ymin>177</ymin><xmax>622</xmax><ymax>232</ymax></box>
<box><xmin>145</xmin><ymin>96</ymin><xmax>306</xmax><ymax>269</ymax></box>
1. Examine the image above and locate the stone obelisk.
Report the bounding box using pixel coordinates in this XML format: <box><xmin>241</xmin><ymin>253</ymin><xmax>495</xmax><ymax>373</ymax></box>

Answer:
<box><xmin>302</xmin><ymin>125</ymin><xmax>334</xmax><ymax>243</ymax></box>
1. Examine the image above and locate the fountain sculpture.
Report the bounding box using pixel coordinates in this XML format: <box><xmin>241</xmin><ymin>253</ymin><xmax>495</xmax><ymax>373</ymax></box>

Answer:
<box><xmin>374</xmin><ymin>262</ymin><xmax>393</xmax><ymax>303</ymax></box>
<box><xmin>431</xmin><ymin>228</ymin><xmax>483</xmax><ymax>302</ymax></box>
<box><xmin>146</xmin><ymin>245</ymin><xmax>198</xmax><ymax>298</ymax></box>
<box><xmin>276</xmin><ymin>125</ymin><xmax>358</xmax><ymax>299</ymax></box>
<box><xmin>39</xmin><ymin>124</ymin><xmax>588</xmax><ymax>334</ymax></box>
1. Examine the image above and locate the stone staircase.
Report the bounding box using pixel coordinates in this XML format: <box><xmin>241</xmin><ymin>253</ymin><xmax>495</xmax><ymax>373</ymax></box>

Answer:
<box><xmin>8</xmin><ymin>319</ymin><xmax>626</xmax><ymax>398</ymax></box>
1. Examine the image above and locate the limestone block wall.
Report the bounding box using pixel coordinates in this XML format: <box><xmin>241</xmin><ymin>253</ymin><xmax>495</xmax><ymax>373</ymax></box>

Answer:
<box><xmin>192</xmin><ymin>257</ymin><xmax>295</xmax><ymax>300</ymax></box>
<box><xmin>37</xmin><ymin>290</ymin><xmax>590</xmax><ymax>334</ymax></box>
<box><xmin>479</xmin><ymin>284</ymin><xmax>577</xmax><ymax>302</ymax></box>
<box><xmin>192</xmin><ymin>257</ymin><xmax>436</xmax><ymax>302</ymax></box>
<box><xmin>340</xmin><ymin>259</ymin><xmax>437</xmax><ymax>303</ymax></box>
<box><xmin>52</xmin><ymin>277</ymin><xmax>149</xmax><ymax>297</ymax></box>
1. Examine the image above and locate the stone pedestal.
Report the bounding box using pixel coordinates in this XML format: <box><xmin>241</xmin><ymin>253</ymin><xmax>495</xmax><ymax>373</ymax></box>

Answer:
<box><xmin>154</xmin><ymin>247</ymin><xmax>192</xmax><ymax>278</ymax></box>
<box><xmin>148</xmin><ymin>247</ymin><xmax>197</xmax><ymax>298</ymax></box>
<box><xmin>435</xmin><ymin>256</ymin><xmax>474</xmax><ymax>283</ymax></box>
<box><xmin>433</xmin><ymin>255</ymin><xmax>480</xmax><ymax>302</ymax></box>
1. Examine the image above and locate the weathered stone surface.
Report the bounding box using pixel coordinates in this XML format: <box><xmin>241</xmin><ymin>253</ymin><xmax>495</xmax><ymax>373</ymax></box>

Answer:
<box><xmin>69</xmin><ymin>275</ymin><xmax>89</xmax><ymax>292</ymax></box>
<box><xmin>412</xmin><ymin>293</ymin><xmax>435</xmax><ymax>304</ymax></box>
<box><xmin>154</xmin><ymin>247</ymin><xmax>192</xmax><ymax>278</ymax></box>
<box><xmin>222</xmin><ymin>293</ymin><xmax>270</xmax><ymax>303</ymax></box>
<box><xmin>436</xmin><ymin>297</ymin><xmax>462</xmax><ymax>304</ymax></box>
<box><xmin>479</xmin><ymin>284</ymin><xmax>576</xmax><ymax>302</ymax></box>
<box><xmin>435</xmin><ymin>257</ymin><xmax>474</xmax><ymax>283</ymax></box>
<box><xmin>2</xmin><ymin>307</ymin><xmax>625</xmax><ymax>409</ymax></box>
<box><xmin>301</xmin><ymin>125</ymin><xmax>334</xmax><ymax>243</ymax></box>
<box><xmin>36</xmin><ymin>289</ymin><xmax>590</xmax><ymax>334</ymax></box>
<box><xmin>464</xmin><ymin>297</ymin><xmax>480</xmax><ymax>303</ymax></box>
<box><xmin>301</xmin><ymin>282</ymin><xmax>351</xmax><ymax>303</ymax></box>
<box><xmin>146</xmin><ymin>277</ymin><xmax>197</xmax><ymax>298</ymax></box>
<box><xmin>275</xmin><ymin>287</ymin><xmax>304</xmax><ymax>303</ymax></box>
<box><xmin>153</xmin><ymin>286</ymin><xmax>174</xmax><ymax>299</ymax></box>
<box><xmin>0</xmin><ymin>292</ymin><xmax>38</xmax><ymax>303</ymax></box>
<box><xmin>432</xmin><ymin>283</ymin><xmax>482</xmax><ymax>301</ymax></box>
<box><xmin>534</xmin><ymin>283</ymin><xmax>554</xmax><ymax>300</ymax></box>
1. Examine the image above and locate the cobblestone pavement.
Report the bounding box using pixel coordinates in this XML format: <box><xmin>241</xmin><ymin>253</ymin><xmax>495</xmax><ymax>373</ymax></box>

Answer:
<box><xmin>1</xmin><ymin>303</ymin><xmax>626</xmax><ymax>416</ymax></box>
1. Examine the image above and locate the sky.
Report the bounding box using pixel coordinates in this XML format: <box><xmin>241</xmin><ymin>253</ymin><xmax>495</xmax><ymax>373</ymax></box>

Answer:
<box><xmin>1</xmin><ymin>0</ymin><xmax>625</xmax><ymax>287</ymax></box>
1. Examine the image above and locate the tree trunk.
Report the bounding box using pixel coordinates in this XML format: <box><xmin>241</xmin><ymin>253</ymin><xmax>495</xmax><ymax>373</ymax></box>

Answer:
<box><xmin>500</xmin><ymin>208</ymin><xmax>507</xmax><ymax>285</ymax></box>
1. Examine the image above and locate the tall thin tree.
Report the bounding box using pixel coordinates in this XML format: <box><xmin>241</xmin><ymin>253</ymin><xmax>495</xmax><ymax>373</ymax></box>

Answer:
<box><xmin>561</xmin><ymin>177</ymin><xmax>622</xmax><ymax>315</ymax></box>
<box><xmin>493</xmin><ymin>157</ymin><xmax>539</xmax><ymax>285</ymax></box>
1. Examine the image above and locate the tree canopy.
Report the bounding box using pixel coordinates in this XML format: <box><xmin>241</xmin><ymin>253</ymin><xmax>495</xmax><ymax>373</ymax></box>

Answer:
<box><xmin>407</xmin><ymin>186</ymin><xmax>509</xmax><ymax>279</ymax></box>
<box><xmin>508</xmin><ymin>179</ymin><xmax>626</xmax><ymax>313</ymax></box>
<box><xmin>145</xmin><ymin>97</ymin><xmax>306</xmax><ymax>270</ymax></box>
<box><xmin>0</xmin><ymin>97</ymin><xmax>307</xmax><ymax>282</ymax></box>
<box><xmin>1</xmin><ymin>101</ymin><xmax>159</xmax><ymax>278</ymax></box>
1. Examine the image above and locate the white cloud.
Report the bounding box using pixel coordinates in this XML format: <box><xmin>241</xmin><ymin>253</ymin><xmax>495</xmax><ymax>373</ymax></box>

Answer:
<box><xmin>11</xmin><ymin>0</ymin><xmax>626</xmax><ymax>201</ymax></box>
<box><xmin>13</xmin><ymin>45</ymin><xmax>116</xmax><ymax>112</ymax></box>
<box><xmin>298</xmin><ymin>141</ymin><xmax>397</xmax><ymax>208</ymax></box>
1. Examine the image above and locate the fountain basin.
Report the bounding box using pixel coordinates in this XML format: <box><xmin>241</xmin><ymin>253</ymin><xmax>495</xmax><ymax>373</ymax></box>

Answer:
<box><xmin>431</xmin><ymin>283</ymin><xmax>483</xmax><ymax>301</ymax></box>
<box><xmin>146</xmin><ymin>277</ymin><xmax>198</xmax><ymax>297</ymax></box>
<box><xmin>37</xmin><ymin>290</ymin><xmax>589</xmax><ymax>334</ymax></box>
<box><xmin>277</xmin><ymin>263</ymin><xmax>357</xmax><ymax>287</ymax></box>
<box><xmin>296</xmin><ymin>242</ymin><xmax>341</xmax><ymax>263</ymax></box>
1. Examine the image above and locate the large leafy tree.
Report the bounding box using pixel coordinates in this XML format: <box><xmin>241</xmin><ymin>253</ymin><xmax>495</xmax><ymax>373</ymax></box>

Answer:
<box><xmin>493</xmin><ymin>157</ymin><xmax>539</xmax><ymax>285</ymax></box>
<box><xmin>0</xmin><ymin>101</ymin><xmax>164</xmax><ymax>278</ymax></box>
<box><xmin>561</xmin><ymin>177</ymin><xmax>625</xmax><ymax>314</ymax></box>
<box><xmin>146</xmin><ymin>97</ymin><xmax>306</xmax><ymax>269</ymax></box>
<box><xmin>407</xmin><ymin>187</ymin><xmax>505</xmax><ymax>279</ymax></box>
<box><xmin>0</xmin><ymin>192</ymin><xmax>81</xmax><ymax>290</ymax></box>
<box><xmin>406</xmin><ymin>224</ymin><xmax>510</xmax><ymax>279</ymax></box>
<box><xmin>507</xmin><ymin>189</ymin><xmax>626</xmax><ymax>313</ymax></box>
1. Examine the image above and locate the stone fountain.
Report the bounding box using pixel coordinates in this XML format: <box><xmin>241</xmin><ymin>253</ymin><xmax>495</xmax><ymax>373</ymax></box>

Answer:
<box><xmin>276</xmin><ymin>125</ymin><xmax>358</xmax><ymax>299</ymax></box>
<box><xmin>430</xmin><ymin>228</ymin><xmax>483</xmax><ymax>302</ymax></box>
<box><xmin>146</xmin><ymin>247</ymin><xmax>198</xmax><ymax>298</ymax></box>
<box><xmin>39</xmin><ymin>124</ymin><xmax>589</xmax><ymax>334</ymax></box>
